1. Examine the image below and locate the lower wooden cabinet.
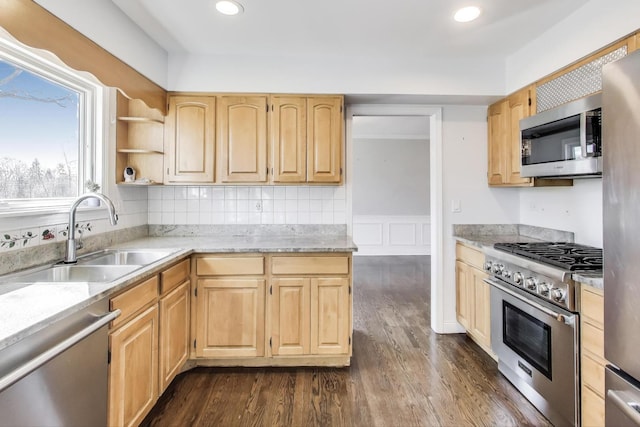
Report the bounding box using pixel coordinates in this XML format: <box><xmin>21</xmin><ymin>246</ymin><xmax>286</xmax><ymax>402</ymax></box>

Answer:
<box><xmin>195</xmin><ymin>278</ymin><xmax>266</xmax><ymax>358</ymax></box>
<box><xmin>270</xmin><ymin>276</ymin><xmax>350</xmax><ymax>356</ymax></box>
<box><xmin>455</xmin><ymin>242</ymin><xmax>493</xmax><ymax>357</ymax></box>
<box><xmin>108</xmin><ymin>305</ymin><xmax>159</xmax><ymax>427</ymax></box>
<box><xmin>159</xmin><ymin>280</ymin><xmax>190</xmax><ymax>394</ymax></box>
<box><xmin>271</xmin><ymin>277</ymin><xmax>310</xmax><ymax>355</ymax></box>
<box><xmin>108</xmin><ymin>258</ymin><xmax>191</xmax><ymax>427</ymax></box>
<box><xmin>193</xmin><ymin>253</ymin><xmax>353</xmax><ymax>365</ymax></box>
<box><xmin>580</xmin><ymin>283</ymin><xmax>608</xmax><ymax>427</ymax></box>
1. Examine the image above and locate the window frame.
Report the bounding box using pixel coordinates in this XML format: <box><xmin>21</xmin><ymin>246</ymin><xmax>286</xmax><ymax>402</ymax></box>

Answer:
<box><xmin>0</xmin><ymin>35</ymin><xmax>104</xmax><ymax>214</ymax></box>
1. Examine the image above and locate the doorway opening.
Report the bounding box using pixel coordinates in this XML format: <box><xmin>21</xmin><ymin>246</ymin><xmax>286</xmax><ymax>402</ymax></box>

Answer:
<box><xmin>346</xmin><ymin>105</ymin><xmax>445</xmax><ymax>332</ymax></box>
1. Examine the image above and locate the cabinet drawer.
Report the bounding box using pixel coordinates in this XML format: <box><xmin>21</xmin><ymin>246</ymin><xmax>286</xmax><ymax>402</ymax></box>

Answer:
<box><xmin>160</xmin><ymin>258</ymin><xmax>190</xmax><ymax>295</ymax></box>
<box><xmin>110</xmin><ymin>275</ymin><xmax>158</xmax><ymax>328</ymax></box>
<box><xmin>581</xmin><ymin>286</ymin><xmax>604</xmax><ymax>328</ymax></box>
<box><xmin>582</xmin><ymin>321</ymin><xmax>605</xmax><ymax>361</ymax></box>
<box><xmin>582</xmin><ymin>353</ymin><xmax>606</xmax><ymax>398</ymax></box>
<box><xmin>582</xmin><ymin>382</ymin><xmax>605</xmax><ymax>427</ymax></box>
<box><xmin>455</xmin><ymin>244</ymin><xmax>485</xmax><ymax>270</ymax></box>
<box><xmin>196</xmin><ymin>256</ymin><xmax>264</xmax><ymax>276</ymax></box>
<box><xmin>271</xmin><ymin>256</ymin><xmax>349</xmax><ymax>275</ymax></box>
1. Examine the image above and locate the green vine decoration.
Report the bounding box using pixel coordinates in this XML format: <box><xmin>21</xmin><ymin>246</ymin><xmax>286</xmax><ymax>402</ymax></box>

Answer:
<box><xmin>1</xmin><ymin>231</ymin><xmax>37</xmax><ymax>248</ymax></box>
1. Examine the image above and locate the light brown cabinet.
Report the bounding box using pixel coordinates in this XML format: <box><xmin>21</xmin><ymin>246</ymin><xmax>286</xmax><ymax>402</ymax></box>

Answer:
<box><xmin>108</xmin><ymin>259</ymin><xmax>191</xmax><ymax>427</ymax></box>
<box><xmin>580</xmin><ymin>283</ymin><xmax>608</xmax><ymax>427</ymax></box>
<box><xmin>271</xmin><ymin>277</ymin><xmax>310</xmax><ymax>355</ymax></box>
<box><xmin>270</xmin><ymin>275</ymin><xmax>350</xmax><ymax>356</ymax></box>
<box><xmin>164</xmin><ymin>95</ymin><xmax>216</xmax><ymax>183</ymax></box>
<box><xmin>108</xmin><ymin>302</ymin><xmax>159</xmax><ymax>427</ymax></box>
<box><xmin>195</xmin><ymin>278</ymin><xmax>266</xmax><ymax>358</ymax></box>
<box><xmin>217</xmin><ymin>95</ymin><xmax>268</xmax><ymax>183</ymax></box>
<box><xmin>271</xmin><ymin>95</ymin><xmax>343</xmax><ymax>184</ymax></box>
<box><xmin>487</xmin><ymin>87</ymin><xmax>535</xmax><ymax>187</ymax></box>
<box><xmin>271</xmin><ymin>96</ymin><xmax>307</xmax><ymax>182</ymax></box>
<box><xmin>115</xmin><ymin>91</ymin><xmax>165</xmax><ymax>186</ymax></box>
<box><xmin>192</xmin><ymin>253</ymin><xmax>352</xmax><ymax>365</ymax></box>
<box><xmin>194</xmin><ymin>255</ymin><xmax>266</xmax><ymax>358</ymax></box>
<box><xmin>158</xmin><ymin>259</ymin><xmax>190</xmax><ymax>394</ymax></box>
<box><xmin>455</xmin><ymin>243</ymin><xmax>493</xmax><ymax>357</ymax></box>
<box><xmin>270</xmin><ymin>255</ymin><xmax>351</xmax><ymax>357</ymax></box>
<box><xmin>306</xmin><ymin>96</ymin><xmax>343</xmax><ymax>183</ymax></box>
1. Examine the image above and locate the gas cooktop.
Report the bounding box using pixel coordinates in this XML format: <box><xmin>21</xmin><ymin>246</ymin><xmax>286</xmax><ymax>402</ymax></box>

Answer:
<box><xmin>493</xmin><ymin>242</ymin><xmax>603</xmax><ymax>272</ymax></box>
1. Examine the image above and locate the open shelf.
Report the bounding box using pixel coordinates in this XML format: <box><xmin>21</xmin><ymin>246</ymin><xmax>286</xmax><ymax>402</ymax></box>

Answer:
<box><xmin>117</xmin><ymin>116</ymin><xmax>164</xmax><ymax>124</ymax></box>
<box><xmin>117</xmin><ymin>148</ymin><xmax>164</xmax><ymax>155</ymax></box>
<box><xmin>116</xmin><ymin>181</ymin><xmax>162</xmax><ymax>186</ymax></box>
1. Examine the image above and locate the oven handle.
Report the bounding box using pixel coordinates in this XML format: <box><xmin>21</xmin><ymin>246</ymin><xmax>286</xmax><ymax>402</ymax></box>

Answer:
<box><xmin>484</xmin><ymin>277</ymin><xmax>575</xmax><ymax>325</ymax></box>
<box><xmin>580</xmin><ymin>111</ymin><xmax>588</xmax><ymax>158</ymax></box>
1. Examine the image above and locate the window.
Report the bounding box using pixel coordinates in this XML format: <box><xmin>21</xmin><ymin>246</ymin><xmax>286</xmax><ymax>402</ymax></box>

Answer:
<box><xmin>0</xmin><ymin>37</ymin><xmax>103</xmax><ymax>212</ymax></box>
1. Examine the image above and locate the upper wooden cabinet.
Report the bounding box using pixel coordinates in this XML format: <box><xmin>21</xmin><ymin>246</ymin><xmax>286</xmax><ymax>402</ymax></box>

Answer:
<box><xmin>307</xmin><ymin>96</ymin><xmax>343</xmax><ymax>183</ymax></box>
<box><xmin>217</xmin><ymin>95</ymin><xmax>268</xmax><ymax>183</ymax></box>
<box><xmin>271</xmin><ymin>95</ymin><xmax>343</xmax><ymax>184</ymax></box>
<box><xmin>271</xmin><ymin>96</ymin><xmax>307</xmax><ymax>182</ymax></box>
<box><xmin>487</xmin><ymin>87</ymin><xmax>534</xmax><ymax>187</ymax></box>
<box><xmin>164</xmin><ymin>95</ymin><xmax>216</xmax><ymax>183</ymax></box>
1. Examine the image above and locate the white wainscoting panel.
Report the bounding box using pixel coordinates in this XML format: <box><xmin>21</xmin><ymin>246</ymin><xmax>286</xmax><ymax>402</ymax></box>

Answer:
<box><xmin>353</xmin><ymin>215</ymin><xmax>431</xmax><ymax>255</ymax></box>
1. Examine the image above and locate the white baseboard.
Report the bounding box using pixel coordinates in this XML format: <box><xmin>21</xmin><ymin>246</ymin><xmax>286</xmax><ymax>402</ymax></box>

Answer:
<box><xmin>432</xmin><ymin>321</ymin><xmax>466</xmax><ymax>334</ymax></box>
<box><xmin>353</xmin><ymin>215</ymin><xmax>431</xmax><ymax>256</ymax></box>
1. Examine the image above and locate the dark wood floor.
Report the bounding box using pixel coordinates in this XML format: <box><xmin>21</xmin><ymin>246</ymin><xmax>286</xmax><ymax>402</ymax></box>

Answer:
<box><xmin>142</xmin><ymin>256</ymin><xmax>552</xmax><ymax>427</ymax></box>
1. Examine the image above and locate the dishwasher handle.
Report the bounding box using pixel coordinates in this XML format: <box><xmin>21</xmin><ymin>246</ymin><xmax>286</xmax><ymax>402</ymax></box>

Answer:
<box><xmin>608</xmin><ymin>389</ymin><xmax>640</xmax><ymax>426</ymax></box>
<box><xmin>0</xmin><ymin>309</ymin><xmax>121</xmax><ymax>392</ymax></box>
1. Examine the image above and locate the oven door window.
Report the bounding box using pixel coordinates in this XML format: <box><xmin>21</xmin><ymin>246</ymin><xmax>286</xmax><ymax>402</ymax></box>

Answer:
<box><xmin>503</xmin><ymin>301</ymin><xmax>552</xmax><ymax>380</ymax></box>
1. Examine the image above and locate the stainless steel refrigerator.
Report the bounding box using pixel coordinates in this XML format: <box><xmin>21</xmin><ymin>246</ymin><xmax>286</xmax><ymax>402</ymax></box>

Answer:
<box><xmin>603</xmin><ymin>49</ymin><xmax>640</xmax><ymax>426</ymax></box>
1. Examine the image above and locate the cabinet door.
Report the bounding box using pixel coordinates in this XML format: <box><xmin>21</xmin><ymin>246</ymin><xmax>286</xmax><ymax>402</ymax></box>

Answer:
<box><xmin>487</xmin><ymin>99</ymin><xmax>508</xmax><ymax>186</ymax></box>
<box><xmin>159</xmin><ymin>280</ymin><xmax>190</xmax><ymax>394</ymax></box>
<box><xmin>469</xmin><ymin>266</ymin><xmax>491</xmax><ymax>348</ymax></box>
<box><xmin>307</xmin><ymin>97</ymin><xmax>343</xmax><ymax>183</ymax></box>
<box><xmin>271</xmin><ymin>96</ymin><xmax>306</xmax><ymax>182</ymax></box>
<box><xmin>455</xmin><ymin>261</ymin><xmax>471</xmax><ymax>329</ymax></box>
<box><xmin>108</xmin><ymin>305</ymin><xmax>159</xmax><ymax>427</ymax></box>
<box><xmin>195</xmin><ymin>278</ymin><xmax>265</xmax><ymax>358</ymax></box>
<box><xmin>164</xmin><ymin>96</ymin><xmax>216</xmax><ymax>183</ymax></box>
<box><xmin>506</xmin><ymin>88</ymin><xmax>533</xmax><ymax>185</ymax></box>
<box><xmin>271</xmin><ymin>278</ymin><xmax>310</xmax><ymax>356</ymax></box>
<box><xmin>311</xmin><ymin>277</ymin><xmax>350</xmax><ymax>355</ymax></box>
<box><xmin>217</xmin><ymin>95</ymin><xmax>268</xmax><ymax>183</ymax></box>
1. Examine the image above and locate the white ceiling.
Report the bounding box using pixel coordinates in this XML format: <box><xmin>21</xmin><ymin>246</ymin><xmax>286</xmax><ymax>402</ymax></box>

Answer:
<box><xmin>113</xmin><ymin>0</ymin><xmax>587</xmax><ymax>60</ymax></box>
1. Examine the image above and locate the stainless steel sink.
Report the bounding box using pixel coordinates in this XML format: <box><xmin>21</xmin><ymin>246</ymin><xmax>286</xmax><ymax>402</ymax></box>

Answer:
<box><xmin>9</xmin><ymin>265</ymin><xmax>142</xmax><ymax>283</ymax></box>
<box><xmin>76</xmin><ymin>250</ymin><xmax>174</xmax><ymax>266</ymax></box>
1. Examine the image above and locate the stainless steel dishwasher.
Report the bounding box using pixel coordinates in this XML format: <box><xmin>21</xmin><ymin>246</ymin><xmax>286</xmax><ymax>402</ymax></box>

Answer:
<box><xmin>0</xmin><ymin>298</ymin><xmax>120</xmax><ymax>426</ymax></box>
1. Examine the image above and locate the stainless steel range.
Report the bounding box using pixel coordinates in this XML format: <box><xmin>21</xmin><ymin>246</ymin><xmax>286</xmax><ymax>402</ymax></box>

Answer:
<box><xmin>484</xmin><ymin>241</ymin><xmax>603</xmax><ymax>427</ymax></box>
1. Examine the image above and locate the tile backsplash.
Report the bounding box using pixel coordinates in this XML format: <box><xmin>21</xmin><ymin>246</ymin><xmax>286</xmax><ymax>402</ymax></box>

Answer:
<box><xmin>148</xmin><ymin>186</ymin><xmax>347</xmax><ymax>225</ymax></box>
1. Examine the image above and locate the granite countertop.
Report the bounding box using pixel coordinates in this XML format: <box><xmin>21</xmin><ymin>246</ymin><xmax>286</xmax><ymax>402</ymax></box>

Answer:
<box><xmin>453</xmin><ymin>224</ymin><xmax>603</xmax><ymax>290</ymax></box>
<box><xmin>0</xmin><ymin>234</ymin><xmax>357</xmax><ymax>352</ymax></box>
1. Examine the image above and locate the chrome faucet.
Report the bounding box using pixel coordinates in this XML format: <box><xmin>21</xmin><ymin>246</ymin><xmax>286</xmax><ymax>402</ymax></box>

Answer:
<box><xmin>64</xmin><ymin>193</ymin><xmax>118</xmax><ymax>263</ymax></box>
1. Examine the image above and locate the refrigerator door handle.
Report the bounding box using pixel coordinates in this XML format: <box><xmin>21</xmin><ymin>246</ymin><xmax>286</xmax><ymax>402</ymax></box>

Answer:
<box><xmin>608</xmin><ymin>389</ymin><xmax>640</xmax><ymax>426</ymax></box>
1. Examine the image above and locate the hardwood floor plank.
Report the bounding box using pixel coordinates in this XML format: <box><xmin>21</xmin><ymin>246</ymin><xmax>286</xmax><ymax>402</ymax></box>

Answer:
<box><xmin>142</xmin><ymin>256</ymin><xmax>552</xmax><ymax>427</ymax></box>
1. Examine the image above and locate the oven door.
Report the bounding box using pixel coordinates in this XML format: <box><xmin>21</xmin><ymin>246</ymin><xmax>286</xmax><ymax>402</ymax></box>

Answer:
<box><xmin>486</xmin><ymin>277</ymin><xmax>579</xmax><ymax>427</ymax></box>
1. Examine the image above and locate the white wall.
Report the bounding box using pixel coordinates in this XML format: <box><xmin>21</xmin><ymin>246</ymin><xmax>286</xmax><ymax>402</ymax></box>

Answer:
<box><xmin>352</xmin><ymin>138</ymin><xmax>430</xmax><ymax>215</ymax></box>
<box><xmin>168</xmin><ymin>53</ymin><xmax>506</xmax><ymax>95</ymax></box>
<box><xmin>506</xmin><ymin>0</ymin><xmax>640</xmax><ymax>93</ymax></box>
<box><xmin>519</xmin><ymin>179</ymin><xmax>602</xmax><ymax>247</ymax></box>
<box><xmin>442</xmin><ymin>105</ymin><xmax>520</xmax><ymax>332</ymax></box>
<box><xmin>34</xmin><ymin>0</ymin><xmax>168</xmax><ymax>88</ymax></box>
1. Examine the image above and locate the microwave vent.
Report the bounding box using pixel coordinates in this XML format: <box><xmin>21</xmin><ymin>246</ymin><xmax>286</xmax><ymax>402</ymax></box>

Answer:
<box><xmin>536</xmin><ymin>46</ymin><xmax>627</xmax><ymax>113</ymax></box>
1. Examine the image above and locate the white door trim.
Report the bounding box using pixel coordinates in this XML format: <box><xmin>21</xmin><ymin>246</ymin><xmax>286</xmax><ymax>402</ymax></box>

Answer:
<box><xmin>345</xmin><ymin>104</ymin><xmax>445</xmax><ymax>333</ymax></box>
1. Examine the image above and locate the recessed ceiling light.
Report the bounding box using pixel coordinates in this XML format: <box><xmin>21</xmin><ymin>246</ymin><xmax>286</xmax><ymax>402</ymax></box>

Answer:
<box><xmin>215</xmin><ymin>0</ymin><xmax>244</xmax><ymax>16</ymax></box>
<box><xmin>454</xmin><ymin>6</ymin><xmax>481</xmax><ymax>23</ymax></box>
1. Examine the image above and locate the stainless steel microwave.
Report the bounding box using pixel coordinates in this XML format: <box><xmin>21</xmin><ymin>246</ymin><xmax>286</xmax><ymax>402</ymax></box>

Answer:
<box><xmin>520</xmin><ymin>93</ymin><xmax>602</xmax><ymax>179</ymax></box>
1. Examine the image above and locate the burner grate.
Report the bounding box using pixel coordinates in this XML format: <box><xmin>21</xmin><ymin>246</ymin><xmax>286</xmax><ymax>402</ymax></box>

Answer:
<box><xmin>493</xmin><ymin>242</ymin><xmax>603</xmax><ymax>271</ymax></box>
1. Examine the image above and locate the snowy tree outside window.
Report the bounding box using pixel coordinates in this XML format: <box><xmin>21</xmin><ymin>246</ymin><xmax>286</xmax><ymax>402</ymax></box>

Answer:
<box><xmin>0</xmin><ymin>58</ymin><xmax>80</xmax><ymax>200</ymax></box>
